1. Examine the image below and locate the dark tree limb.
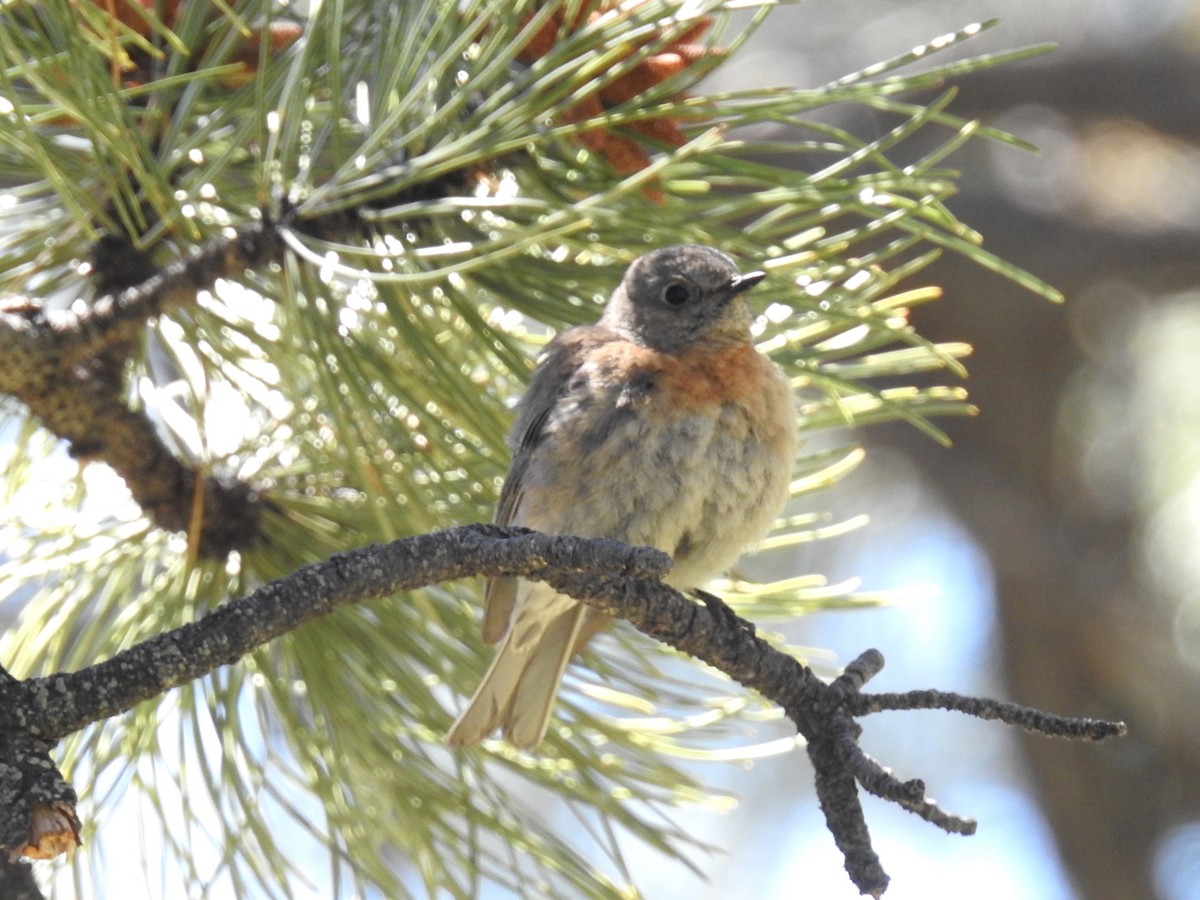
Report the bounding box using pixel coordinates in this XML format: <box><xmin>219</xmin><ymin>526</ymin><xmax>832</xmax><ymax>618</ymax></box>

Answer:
<box><xmin>0</xmin><ymin>189</ymin><xmax>465</xmax><ymax>561</ymax></box>
<box><xmin>0</xmin><ymin>223</ymin><xmax>282</xmax><ymax>371</ymax></box>
<box><xmin>0</xmin><ymin>663</ymin><xmax>75</xmax><ymax>900</ymax></box>
<box><xmin>0</xmin><ymin>222</ymin><xmax>284</xmax><ymax>558</ymax></box>
<box><xmin>0</xmin><ymin>525</ymin><xmax>1126</xmax><ymax>897</ymax></box>
<box><xmin>0</xmin><ymin>858</ymin><xmax>44</xmax><ymax>900</ymax></box>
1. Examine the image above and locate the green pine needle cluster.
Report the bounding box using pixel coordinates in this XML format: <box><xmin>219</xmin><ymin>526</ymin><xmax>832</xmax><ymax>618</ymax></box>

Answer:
<box><xmin>0</xmin><ymin>0</ymin><xmax>1054</xmax><ymax>896</ymax></box>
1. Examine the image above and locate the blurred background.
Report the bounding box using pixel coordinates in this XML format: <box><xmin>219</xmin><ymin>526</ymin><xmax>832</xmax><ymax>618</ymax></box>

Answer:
<box><xmin>668</xmin><ymin>1</ymin><xmax>1200</xmax><ymax>897</ymax></box>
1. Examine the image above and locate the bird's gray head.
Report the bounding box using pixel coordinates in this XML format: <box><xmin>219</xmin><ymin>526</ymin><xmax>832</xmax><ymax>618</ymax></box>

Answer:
<box><xmin>599</xmin><ymin>245</ymin><xmax>765</xmax><ymax>354</ymax></box>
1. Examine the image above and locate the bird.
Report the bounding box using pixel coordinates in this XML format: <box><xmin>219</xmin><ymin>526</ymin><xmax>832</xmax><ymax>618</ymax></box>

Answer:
<box><xmin>447</xmin><ymin>244</ymin><xmax>796</xmax><ymax>749</ymax></box>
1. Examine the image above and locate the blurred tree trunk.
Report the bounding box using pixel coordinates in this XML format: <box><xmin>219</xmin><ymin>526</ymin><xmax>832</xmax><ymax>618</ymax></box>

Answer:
<box><xmin>890</xmin><ymin>54</ymin><xmax>1200</xmax><ymax>899</ymax></box>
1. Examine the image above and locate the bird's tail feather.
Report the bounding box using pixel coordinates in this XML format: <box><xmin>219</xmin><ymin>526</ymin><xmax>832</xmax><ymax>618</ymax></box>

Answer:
<box><xmin>447</xmin><ymin>584</ymin><xmax>587</xmax><ymax>750</ymax></box>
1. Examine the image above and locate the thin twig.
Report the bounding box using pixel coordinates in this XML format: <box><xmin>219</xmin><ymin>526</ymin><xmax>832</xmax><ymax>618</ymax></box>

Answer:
<box><xmin>848</xmin><ymin>689</ymin><xmax>1128</xmax><ymax>740</ymax></box>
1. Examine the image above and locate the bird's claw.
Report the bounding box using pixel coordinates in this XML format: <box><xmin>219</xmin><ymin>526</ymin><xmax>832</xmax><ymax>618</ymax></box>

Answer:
<box><xmin>694</xmin><ymin>588</ymin><xmax>754</xmax><ymax>637</ymax></box>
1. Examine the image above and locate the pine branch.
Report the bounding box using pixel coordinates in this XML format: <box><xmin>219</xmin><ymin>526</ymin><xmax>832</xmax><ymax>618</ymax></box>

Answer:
<box><xmin>0</xmin><ymin>525</ymin><xmax>1125</xmax><ymax>897</ymax></box>
<box><xmin>0</xmin><ymin>222</ymin><xmax>282</xmax><ymax>557</ymax></box>
<box><xmin>0</xmin><ymin>223</ymin><xmax>281</xmax><ymax>370</ymax></box>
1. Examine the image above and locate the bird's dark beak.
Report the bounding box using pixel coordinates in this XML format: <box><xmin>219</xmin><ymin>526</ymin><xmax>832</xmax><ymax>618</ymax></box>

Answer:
<box><xmin>729</xmin><ymin>271</ymin><xmax>766</xmax><ymax>295</ymax></box>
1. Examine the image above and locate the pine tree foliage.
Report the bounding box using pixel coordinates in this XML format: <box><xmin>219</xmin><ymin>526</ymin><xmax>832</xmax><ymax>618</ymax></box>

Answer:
<box><xmin>0</xmin><ymin>0</ymin><xmax>1053</xmax><ymax>896</ymax></box>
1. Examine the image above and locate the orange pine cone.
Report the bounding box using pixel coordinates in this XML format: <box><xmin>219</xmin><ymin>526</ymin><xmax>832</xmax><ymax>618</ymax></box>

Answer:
<box><xmin>71</xmin><ymin>0</ymin><xmax>302</xmax><ymax>86</ymax></box>
<box><xmin>512</xmin><ymin>1</ymin><xmax>723</xmax><ymax>198</ymax></box>
<box><xmin>90</xmin><ymin>0</ymin><xmax>182</xmax><ymax>34</ymax></box>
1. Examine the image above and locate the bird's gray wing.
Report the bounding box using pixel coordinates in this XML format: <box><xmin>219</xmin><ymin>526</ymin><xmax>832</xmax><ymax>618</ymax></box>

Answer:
<box><xmin>481</xmin><ymin>325</ymin><xmax>616</xmax><ymax>643</ymax></box>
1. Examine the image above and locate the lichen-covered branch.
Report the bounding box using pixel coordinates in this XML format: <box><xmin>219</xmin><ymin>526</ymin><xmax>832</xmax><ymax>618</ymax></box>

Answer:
<box><xmin>0</xmin><ymin>223</ymin><xmax>282</xmax><ymax>373</ymax></box>
<box><xmin>0</xmin><ymin>222</ymin><xmax>284</xmax><ymax>558</ymax></box>
<box><xmin>0</xmin><ymin>525</ymin><xmax>1126</xmax><ymax>897</ymax></box>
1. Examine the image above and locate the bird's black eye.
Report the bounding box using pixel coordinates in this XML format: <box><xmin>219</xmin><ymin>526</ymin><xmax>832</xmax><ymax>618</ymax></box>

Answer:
<box><xmin>662</xmin><ymin>282</ymin><xmax>693</xmax><ymax>307</ymax></box>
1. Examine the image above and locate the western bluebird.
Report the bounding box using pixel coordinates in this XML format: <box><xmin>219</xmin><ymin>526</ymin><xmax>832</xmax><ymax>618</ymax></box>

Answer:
<box><xmin>447</xmin><ymin>244</ymin><xmax>796</xmax><ymax>749</ymax></box>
